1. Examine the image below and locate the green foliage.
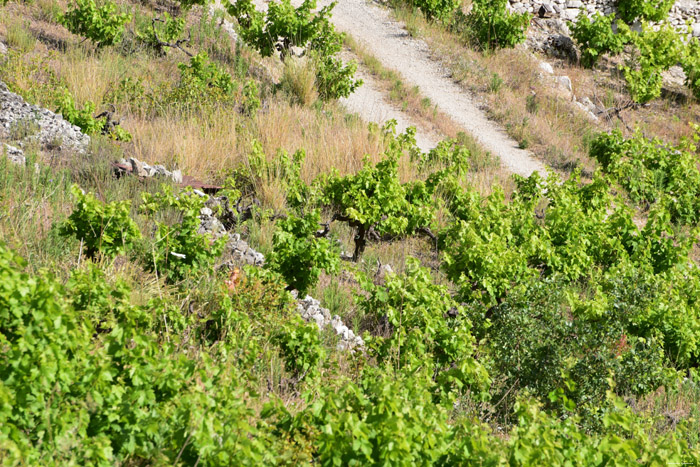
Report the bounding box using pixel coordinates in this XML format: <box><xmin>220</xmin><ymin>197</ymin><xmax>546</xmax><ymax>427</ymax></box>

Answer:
<box><xmin>411</xmin><ymin>137</ymin><xmax>472</xmax><ymax>173</ymax></box>
<box><xmin>463</xmin><ymin>0</ymin><xmax>529</xmax><ymax>50</ymax></box>
<box><xmin>59</xmin><ymin>184</ymin><xmax>141</xmax><ymax>258</ymax></box>
<box><xmin>274</xmin><ymin>314</ymin><xmax>324</xmax><ymax>378</ymax></box>
<box><xmin>309</xmin><ymin>21</ymin><xmax>362</xmax><ymax>100</ymax></box>
<box><xmin>478</xmin><ymin>277</ymin><xmax>672</xmax><ymax>424</ymax></box>
<box><xmin>141</xmin><ymin>186</ymin><xmax>226</xmax><ymax>283</ymax></box>
<box><xmin>55</xmin><ymin>89</ymin><xmax>132</xmax><ymax>141</ymax></box>
<box><xmin>570</xmin><ymin>12</ymin><xmax>631</xmax><ymax>68</ymax></box>
<box><xmin>616</xmin><ymin>0</ymin><xmax>674</xmax><ymax>24</ymax></box>
<box><xmin>359</xmin><ymin>258</ymin><xmax>491</xmax><ymax>398</ymax></box>
<box><xmin>242</xmin><ymin>79</ymin><xmax>261</xmax><ymax>115</ymax></box>
<box><xmin>172</xmin><ymin>52</ymin><xmax>237</xmax><ymax>106</ymax></box>
<box><xmin>229</xmin><ymin>0</ymin><xmax>361</xmax><ymax>100</ymax></box>
<box><xmin>681</xmin><ymin>37</ymin><xmax>700</xmax><ymax>100</ymax></box>
<box><xmin>410</xmin><ymin>0</ymin><xmax>461</xmax><ymax>22</ymax></box>
<box><xmin>440</xmin><ymin>170</ymin><xmax>700</xmax><ymax>370</ymax></box>
<box><xmin>136</xmin><ymin>13</ymin><xmax>186</xmax><ymax>55</ymax></box>
<box><xmin>267</xmin><ymin>210</ymin><xmax>339</xmax><ymax>295</ymax></box>
<box><xmin>60</xmin><ymin>0</ymin><xmax>132</xmax><ymax>47</ymax></box>
<box><xmin>321</xmin><ymin>122</ymin><xmax>438</xmax><ymax>260</ymax></box>
<box><xmin>590</xmin><ymin>129</ymin><xmax>700</xmax><ymax>224</ymax></box>
<box><xmin>0</xmin><ymin>245</ymin><xmax>282</xmax><ymax>464</ymax></box>
<box><xmin>623</xmin><ymin>23</ymin><xmax>684</xmax><ymax>103</ymax></box>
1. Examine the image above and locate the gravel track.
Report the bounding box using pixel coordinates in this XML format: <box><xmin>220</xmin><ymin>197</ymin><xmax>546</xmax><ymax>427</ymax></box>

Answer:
<box><xmin>321</xmin><ymin>0</ymin><xmax>545</xmax><ymax>176</ymax></box>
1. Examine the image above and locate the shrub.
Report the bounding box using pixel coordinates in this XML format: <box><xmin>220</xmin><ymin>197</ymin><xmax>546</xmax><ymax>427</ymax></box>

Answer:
<box><xmin>589</xmin><ymin>129</ymin><xmax>700</xmax><ymax>224</ymax></box>
<box><xmin>479</xmin><ymin>277</ymin><xmax>672</xmax><ymax>423</ymax></box>
<box><xmin>274</xmin><ymin>314</ymin><xmax>325</xmax><ymax>379</ymax></box>
<box><xmin>55</xmin><ymin>89</ymin><xmax>132</xmax><ymax>141</ymax></box>
<box><xmin>623</xmin><ymin>24</ymin><xmax>683</xmax><ymax>103</ymax></box>
<box><xmin>60</xmin><ymin>0</ymin><xmax>132</xmax><ymax>47</ymax></box>
<box><xmin>321</xmin><ymin>123</ymin><xmax>439</xmax><ymax>260</ymax></box>
<box><xmin>267</xmin><ymin>210</ymin><xmax>339</xmax><ymax>295</ymax></box>
<box><xmin>616</xmin><ymin>0</ymin><xmax>674</xmax><ymax>24</ymax></box>
<box><xmin>358</xmin><ymin>258</ymin><xmax>491</xmax><ymax>398</ymax></box>
<box><xmin>410</xmin><ymin>0</ymin><xmax>461</xmax><ymax>22</ymax></box>
<box><xmin>682</xmin><ymin>37</ymin><xmax>700</xmax><ymax>100</ymax></box>
<box><xmin>570</xmin><ymin>12</ymin><xmax>631</xmax><ymax>68</ymax></box>
<box><xmin>171</xmin><ymin>52</ymin><xmax>236</xmax><ymax>106</ymax></box>
<box><xmin>59</xmin><ymin>184</ymin><xmax>141</xmax><ymax>258</ymax></box>
<box><xmin>141</xmin><ymin>186</ymin><xmax>226</xmax><ymax>283</ymax></box>
<box><xmin>135</xmin><ymin>12</ymin><xmax>186</xmax><ymax>56</ymax></box>
<box><xmin>463</xmin><ymin>0</ymin><xmax>529</xmax><ymax>50</ymax></box>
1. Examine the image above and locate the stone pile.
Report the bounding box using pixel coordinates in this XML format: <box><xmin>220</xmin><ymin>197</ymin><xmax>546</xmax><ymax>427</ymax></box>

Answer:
<box><xmin>0</xmin><ymin>81</ymin><xmax>90</xmax><ymax>154</ymax></box>
<box><xmin>116</xmin><ymin>157</ymin><xmax>183</xmax><ymax>184</ymax></box>
<box><xmin>294</xmin><ymin>293</ymin><xmax>365</xmax><ymax>351</ymax></box>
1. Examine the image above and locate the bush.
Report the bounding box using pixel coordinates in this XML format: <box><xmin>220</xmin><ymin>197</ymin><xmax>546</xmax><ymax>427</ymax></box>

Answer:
<box><xmin>682</xmin><ymin>37</ymin><xmax>700</xmax><ymax>100</ymax></box>
<box><xmin>463</xmin><ymin>0</ymin><xmax>529</xmax><ymax>50</ymax></box>
<box><xmin>267</xmin><ymin>210</ymin><xmax>339</xmax><ymax>295</ymax></box>
<box><xmin>59</xmin><ymin>184</ymin><xmax>141</xmax><ymax>258</ymax></box>
<box><xmin>623</xmin><ymin>23</ymin><xmax>683</xmax><ymax>103</ymax></box>
<box><xmin>141</xmin><ymin>186</ymin><xmax>226</xmax><ymax>283</ymax></box>
<box><xmin>589</xmin><ymin>129</ymin><xmax>700</xmax><ymax>224</ymax></box>
<box><xmin>570</xmin><ymin>12</ymin><xmax>631</xmax><ymax>68</ymax></box>
<box><xmin>135</xmin><ymin>12</ymin><xmax>186</xmax><ymax>56</ymax></box>
<box><xmin>321</xmin><ymin>123</ymin><xmax>439</xmax><ymax>260</ymax></box>
<box><xmin>410</xmin><ymin>0</ymin><xmax>461</xmax><ymax>22</ymax></box>
<box><xmin>616</xmin><ymin>0</ymin><xmax>674</xmax><ymax>24</ymax></box>
<box><xmin>60</xmin><ymin>0</ymin><xmax>132</xmax><ymax>47</ymax></box>
<box><xmin>274</xmin><ymin>314</ymin><xmax>325</xmax><ymax>379</ymax></box>
<box><xmin>358</xmin><ymin>258</ymin><xmax>491</xmax><ymax>398</ymax></box>
<box><xmin>171</xmin><ymin>52</ymin><xmax>237</xmax><ymax>106</ymax></box>
<box><xmin>479</xmin><ymin>277</ymin><xmax>672</xmax><ymax>423</ymax></box>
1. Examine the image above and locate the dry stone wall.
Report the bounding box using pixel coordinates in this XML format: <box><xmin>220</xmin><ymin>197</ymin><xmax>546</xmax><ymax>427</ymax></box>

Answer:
<box><xmin>509</xmin><ymin>0</ymin><xmax>700</xmax><ymax>35</ymax></box>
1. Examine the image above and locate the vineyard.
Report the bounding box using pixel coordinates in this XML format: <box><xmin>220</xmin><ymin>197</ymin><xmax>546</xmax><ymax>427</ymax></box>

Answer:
<box><xmin>1</xmin><ymin>0</ymin><xmax>700</xmax><ymax>464</ymax></box>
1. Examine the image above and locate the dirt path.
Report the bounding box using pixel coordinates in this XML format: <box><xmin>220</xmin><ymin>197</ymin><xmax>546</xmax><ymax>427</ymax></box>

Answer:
<box><xmin>339</xmin><ymin>66</ymin><xmax>441</xmax><ymax>152</ymax></box>
<box><xmin>320</xmin><ymin>0</ymin><xmax>545</xmax><ymax>176</ymax></box>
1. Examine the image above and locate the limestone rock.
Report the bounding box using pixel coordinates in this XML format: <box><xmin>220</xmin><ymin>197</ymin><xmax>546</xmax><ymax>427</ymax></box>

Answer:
<box><xmin>3</xmin><ymin>143</ymin><xmax>25</xmax><ymax>164</ymax></box>
<box><xmin>0</xmin><ymin>80</ymin><xmax>89</xmax><ymax>152</ymax></box>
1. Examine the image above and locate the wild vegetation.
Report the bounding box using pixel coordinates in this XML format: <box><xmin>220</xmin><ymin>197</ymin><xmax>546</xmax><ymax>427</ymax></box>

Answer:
<box><xmin>1</xmin><ymin>0</ymin><xmax>700</xmax><ymax>464</ymax></box>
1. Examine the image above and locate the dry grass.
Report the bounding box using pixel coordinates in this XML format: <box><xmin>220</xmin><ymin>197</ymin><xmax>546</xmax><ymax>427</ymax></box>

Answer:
<box><xmin>279</xmin><ymin>57</ymin><xmax>318</xmax><ymax>106</ymax></box>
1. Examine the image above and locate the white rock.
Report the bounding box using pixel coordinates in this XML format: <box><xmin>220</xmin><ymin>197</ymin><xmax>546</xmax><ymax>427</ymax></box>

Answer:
<box><xmin>539</xmin><ymin>61</ymin><xmax>555</xmax><ymax>75</ymax></box>
<box><xmin>556</xmin><ymin>75</ymin><xmax>573</xmax><ymax>93</ymax></box>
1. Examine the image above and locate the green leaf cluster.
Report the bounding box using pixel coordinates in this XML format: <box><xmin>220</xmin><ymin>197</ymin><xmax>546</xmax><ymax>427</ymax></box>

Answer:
<box><xmin>571</xmin><ymin>12</ymin><xmax>631</xmax><ymax>68</ymax></box>
<box><xmin>462</xmin><ymin>0</ymin><xmax>529</xmax><ymax>50</ymax></box>
<box><xmin>60</xmin><ymin>0</ymin><xmax>132</xmax><ymax>47</ymax></box>
<box><xmin>267</xmin><ymin>210</ymin><xmax>339</xmax><ymax>295</ymax></box>
<box><xmin>321</xmin><ymin>123</ymin><xmax>439</xmax><ymax>260</ymax></box>
<box><xmin>55</xmin><ymin>89</ymin><xmax>132</xmax><ymax>141</ymax></box>
<box><xmin>616</xmin><ymin>0</ymin><xmax>675</xmax><ymax>24</ymax></box>
<box><xmin>228</xmin><ymin>0</ymin><xmax>361</xmax><ymax>100</ymax></box>
<box><xmin>60</xmin><ymin>184</ymin><xmax>141</xmax><ymax>258</ymax></box>
<box><xmin>359</xmin><ymin>258</ymin><xmax>491</xmax><ymax>398</ymax></box>
<box><xmin>590</xmin><ymin>129</ymin><xmax>700</xmax><ymax>224</ymax></box>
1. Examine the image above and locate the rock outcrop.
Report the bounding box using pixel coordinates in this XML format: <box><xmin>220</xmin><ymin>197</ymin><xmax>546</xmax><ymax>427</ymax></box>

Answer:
<box><xmin>0</xmin><ymin>81</ymin><xmax>90</xmax><ymax>154</ymax></box>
